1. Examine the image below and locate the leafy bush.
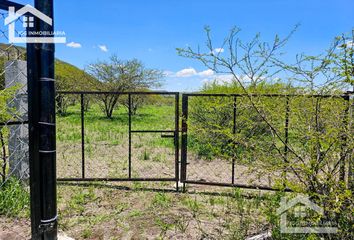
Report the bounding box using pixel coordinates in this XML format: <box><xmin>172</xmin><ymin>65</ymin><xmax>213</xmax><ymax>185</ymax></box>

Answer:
<box><xmin>179</xmin><ymin>26</ymin><xmax>353</xmax><ymax>239</ymax></box>
<box><xmin>0</xmin><ymin>178</ymin><xmax>30</xmax><ymax>217</ymax></box>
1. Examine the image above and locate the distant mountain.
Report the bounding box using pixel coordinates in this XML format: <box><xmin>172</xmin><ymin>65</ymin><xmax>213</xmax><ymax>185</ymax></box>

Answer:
<box><xmin>0</xmin><ymin>43</ymin><xmax>98</xmax><ymax>91</ymax></box>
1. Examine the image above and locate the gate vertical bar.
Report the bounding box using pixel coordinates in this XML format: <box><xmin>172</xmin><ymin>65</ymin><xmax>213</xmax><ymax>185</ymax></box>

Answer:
<box><xmin>181</xmin><ymin>95</ymin><xmax>188</xmax><ymax>191</ymax></box>
<box><xmin>231</xmin><ymin>96</ymin><xmax>236</xmax><ymax>185</ymax></box>
<box><xmin>174</xmin><ymin>93</ymin><xmax>180</xmax><ymax>191</ymax></box>
<box><xmin>81</xmin><ymin>94</ymin><xmax>85</xmax><ymax>179</ymax></box>
<box><xmin>128</xmin><ymin>93</ymin><xmax>132</xmax><ymax>179</ymax></box>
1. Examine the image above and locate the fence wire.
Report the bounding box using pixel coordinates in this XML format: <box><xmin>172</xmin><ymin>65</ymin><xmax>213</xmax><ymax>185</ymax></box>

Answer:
<box><xmin>183</xmin><ymin>94</ymin><xmax>353</xmax><ymax>191</ymax></box>
<box><xmin>56</xmin><ymin>92</ymin><xmax>179</xmax><ymax>185</ymax></box>
<box><xmin>0</xmin><ymin>11</ymin><xmax>31</xmax><ymax>239</ymax></box>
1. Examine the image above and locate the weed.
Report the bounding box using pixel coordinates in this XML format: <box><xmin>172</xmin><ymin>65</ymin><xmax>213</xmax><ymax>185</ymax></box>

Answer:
<box><xmin>68</xmin><ymin>187</ymin><xmax>96</xmax><ymax>215</ymax></box>
<box><xmin>155</xmin><ymin>217</ymin><xmax>173</xmax><ymax>238</ymax></box>
<box><xmin>151</xmin><ymin>192</ymin><xmax>172</xmax><ymax>208</ymax></box>
<box><xmin>81</xmin><ymin>227</ymin><xmax>93</xmax><ymax>239</ymax></box>
<box><xmin>128</xmin><ymin>209</ymin><xmax>143</xmax><ymax>217</ymax></box>
<box><xmin>182</xmin><ymin>196</ymin><xmax>203</xmax><ymax>218</ymax></box>
<box><xmin>142</xmin><ymin>148</ymin><xmax>150</xmax><ymax>161</ymax></box>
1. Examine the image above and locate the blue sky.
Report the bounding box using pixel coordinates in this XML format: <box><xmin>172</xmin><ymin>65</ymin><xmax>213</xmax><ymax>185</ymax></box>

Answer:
<box><xmin>6</xmin><ymin>0</ymin><xmax>354</xmax><ymax>91</ymax></box>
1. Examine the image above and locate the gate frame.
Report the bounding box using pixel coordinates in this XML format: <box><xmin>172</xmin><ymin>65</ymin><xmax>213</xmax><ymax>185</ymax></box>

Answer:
<box><xmin>180</xmin><ymin>93</ymin><xmax>351</xmax><ymax>192</ymax></box>
<box><xmin>56</xmin><ymin>91</ymin><xmax>180</xmax><ymax>190</ymax></box>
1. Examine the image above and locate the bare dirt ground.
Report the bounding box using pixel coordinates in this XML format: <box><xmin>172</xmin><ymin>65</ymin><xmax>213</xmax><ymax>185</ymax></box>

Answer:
<box><xmin>1</xmin><ymin>137</ymin><xmax>279</xmax><ymax>239</ymax></box>
<box><xmin>0</xmin><ymin>218</ymin><xmax>30</xmax><ymax>240</ymax></box>
<box><xmin>0</xmin><ymin>182</ymin><xmax>273</xmax><ymax>240</ymax></box>
<box><xmin>57</xmin><ymin>140</ymin><xmax>280</xmax><ymax>189</ymax></box>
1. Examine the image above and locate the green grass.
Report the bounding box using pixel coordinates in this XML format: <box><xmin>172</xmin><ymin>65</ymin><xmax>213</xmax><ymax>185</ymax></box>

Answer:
<box><xmin>0</xmin><ymin>178</ymin><xmax>30</xmax><ymax>217</ymax></box>
<box><xmin>57</xmin><ymin>103</ymin><xmax>175</xmax><ymax>149</ymax></box>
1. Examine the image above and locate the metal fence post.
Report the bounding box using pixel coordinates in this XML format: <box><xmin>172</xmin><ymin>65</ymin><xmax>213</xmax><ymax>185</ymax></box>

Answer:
<box><xmin>180</xmin><ymin>95</ymin><xmax>188</xmax><ymax>191</ymax></box>
<box><xmin>231</xmin><ymin>96</ymin><xmax>236</xmax><ymax>185</ymax></box>
<box><xmin>340</xmin><ymin>94</ymin><xmax>350</xmax><ymax>184</ymax></box>
<box><xmin>283</xmin><ymin>96</ymin><xmax>290</xmax><ymax>184</ymax></box>
<box><xmin>27</xmin><ymin>35</ymin><xmax>42</xmax><ymax>240</ymax></box>
<box><xmin>174</xmin><ymin>93</ymin><xmax>180</xmax><ymax>191</ymax></box>
<box><xmin>81</xmin><ymin>93</ymin><xmax>85</xmax><ymax>179</ymax></box>
<box><xmin>128</xmin><ymin>93</ymin><xmax>132</xmax><ymax>179</ymax></box>
<box><xmin>27</xmin><ymin>0</ymin><xmax>57</xmax><ymax>239</ymax></box>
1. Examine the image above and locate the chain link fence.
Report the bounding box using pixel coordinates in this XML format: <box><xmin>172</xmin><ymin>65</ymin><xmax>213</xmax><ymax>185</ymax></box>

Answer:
<box><xmin>0</xmin><ymin>10</ymin><xmax>31</xmax><ymax>239</ymax></box>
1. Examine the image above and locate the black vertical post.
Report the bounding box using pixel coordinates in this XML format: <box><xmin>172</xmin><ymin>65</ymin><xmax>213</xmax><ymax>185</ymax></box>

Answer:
<box><xmin>232</xmin><ymin>96</ymin><xmax>236</xmax><ymax>185</ymax></box>
<box><xmin>348</xmin><ymin>92</ymin><xmax>353</xmax><ymax>191</ymax></box>
<box><xmin>128</xmin><ymin>93</ymin><xmax>132</xmax><ymax>179</ymax></box>
<box><xmin>28</xmin><ymin>0</ymin><xmax>57</xmax><ymax>239</ymax></box>
<box><xmin>81</xmin><ymin>94</ymin><xmax>85</xmax><ymax>179</ymax></box>
<box><xmin>174</xmin><ymin>93</ymin><xmax>180</xmax><ymax>191</ymax></box>
<box><xmin>340</xmin><ymin>95</ymin><xmax>350</xmax><ymax>183</ymax></box>
<box><xmin>283</xmin><ymin>96</ymin><xmax>290</xmax><ymax>184</ymax></box>
<box><xmin>181</xmin><ymin>95</ymin><xmax>188</xmax><ymax>192</ymax></box>
<box><xmin>27</xmin><ymin>26</ymin><xmax>42</xmax><ymax>240</ymax></box>
<box><xmin>284</xmin><ymin>97</ymin><xmax>290</xmax><ymax>160</ymax></box>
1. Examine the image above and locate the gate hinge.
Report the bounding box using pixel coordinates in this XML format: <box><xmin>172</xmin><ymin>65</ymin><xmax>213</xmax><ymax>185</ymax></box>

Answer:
<box><xmin>38</xmin><ymin>216</ymin><xmax>57</xmax><ymax>233</ymax></box>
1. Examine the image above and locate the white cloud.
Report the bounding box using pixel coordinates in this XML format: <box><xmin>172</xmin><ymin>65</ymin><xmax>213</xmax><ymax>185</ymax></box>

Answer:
<box><xmin>172</xmin><ymin>68</ymin><xmax>215</xmax><ymax>78</ymax></box>
<box><xmin>202</xmin><ymin>74</ymin><xmax>235</xmax><ymax>85</ymax></box>
<box><xmin>213</xmin><ymin>48</ymin><xmax>224</xmax><ymax>54</ymax></box>
<box><xmin>66</xmin><ymin>41</ymin><xmax>81</xmax><ymax>48</ymax></box>
<box><xmin>198</xmin><ymin>69</ymin><xmax>214</xmax><ymax>77</ymax></box>
<box><xmin>176</xmin><ymin>68</ymin><xmax>198</xmax><ymax>77</ymax></box>
<box><xmin>98</xmin><ymin>45</ymin><xmax>108</xmax><ymax>52</ymax></box>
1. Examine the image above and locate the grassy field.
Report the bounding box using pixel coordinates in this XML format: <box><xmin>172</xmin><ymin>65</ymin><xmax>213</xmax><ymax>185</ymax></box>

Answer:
<box><xmin>56</xmin><ymin>101</ymin><xmax>178</xmax><ymax>180</ymax></box>
<box><xmin>1</xmin><ymin>181</ymin><xmax>280</xmax><ymax>239</ymax></box>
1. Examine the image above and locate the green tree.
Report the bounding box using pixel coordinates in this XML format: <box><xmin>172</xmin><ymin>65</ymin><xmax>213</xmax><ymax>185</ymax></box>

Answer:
<box><xmin>87</xmin><ymin>55</ymin><xmax>163</xmax><ymax>118</ymax></box>
<box><xmin>178</xmin><ymin>26</ymin><xmax>353</xmax><ymax>239</ymax></box>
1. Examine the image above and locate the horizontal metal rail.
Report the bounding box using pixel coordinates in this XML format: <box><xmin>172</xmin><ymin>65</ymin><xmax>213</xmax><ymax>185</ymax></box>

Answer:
<box><xmin>0</xmin><ymin>121</ymin><xmax>28</xmax><ymax>126</ymax></box>
<box><xmin>57</xmin><ymin>91</ymin><xmax>179</xmax><ymax>95</ymax></box>
<box><xmin>58</xmin><ymin>178</ymin><xmax>177</xmax><ymax>182</ymax></box>
<box><xmin>183</xmin><ymin>180</ymin><xmax>292</xmax><ymax>192</ymax></box>
<box><xmin>130</xmin><ymin>130</ymin><xmax>175</xmax><ymax>133</ymax></box>
<box><xmin>183</xmin><ymin>93</ymin><xmax>351</xmax><ymax>98</ymax></box>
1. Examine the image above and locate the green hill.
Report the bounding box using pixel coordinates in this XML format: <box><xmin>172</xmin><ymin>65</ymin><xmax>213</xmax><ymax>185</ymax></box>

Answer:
<box><xmin>0</xmin><ymin>43</ymin><xmax>98</xmax><ymax>91</ymax></box>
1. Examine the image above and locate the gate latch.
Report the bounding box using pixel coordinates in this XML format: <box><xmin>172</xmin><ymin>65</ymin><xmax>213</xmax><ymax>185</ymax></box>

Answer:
<box><xmin>161</xmin><ymin>133</ymin><xmax>175</xmax><ymax>138</ymax></box>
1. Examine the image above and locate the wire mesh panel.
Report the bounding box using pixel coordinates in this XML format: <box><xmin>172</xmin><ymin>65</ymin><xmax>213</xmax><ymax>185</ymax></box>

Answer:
<box><xmin>181</xmin><ymin>93</ymin><xmax>352</xmax><ymax>191</ymax></box>
<box><xmin>56</xmin><ymin>93</ymin><xmax>83</xmax><ymax>178</ymax></box>
<box><xmin>0</xmin><ymin>10</ymin><xmax>31</xmax><ymax>239</ymax></box>
<box><xmin>85</xmin><ymin>93</ymin><xmax>129</xmax><ymax>179</ymax></box>
<box><xmin>130</xmin><ymin>93</ymin><xmax>178</xmax><ymax>180</ymax></box>
<box><xmin>56</xmin><ymin>92</ymin><xmax>179</xmax><ymax>185</ymax></box>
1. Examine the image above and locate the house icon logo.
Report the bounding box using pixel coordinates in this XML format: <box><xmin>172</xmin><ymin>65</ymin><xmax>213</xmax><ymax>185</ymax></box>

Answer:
<box><xmin>4</xmin><ymin>4</ymin><xmax>66</xmax><ymax>44</ymax></box>
<box><xmin>276</xmin><ymin>194</ymin><xmax>337</xmax><ymax>234</ymax></box>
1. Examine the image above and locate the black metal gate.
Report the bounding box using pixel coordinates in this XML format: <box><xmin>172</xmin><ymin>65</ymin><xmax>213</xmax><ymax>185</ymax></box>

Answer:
<box><xmin>180</xmin><ymin>93</ymin><xmax>351</xmax><ymax>192</ymax></box>
<box><xmin>56</xmin><ymin>91</ymin><xmax>180</xmax><ymax>190</ymax></box>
